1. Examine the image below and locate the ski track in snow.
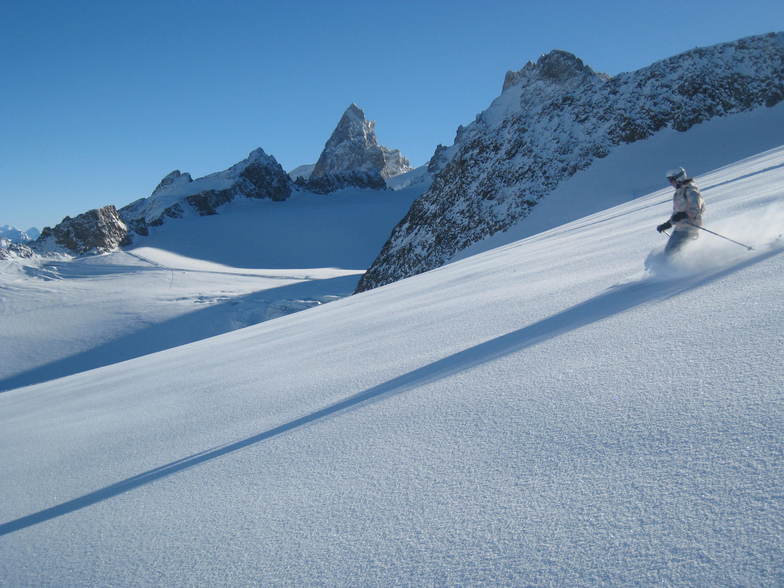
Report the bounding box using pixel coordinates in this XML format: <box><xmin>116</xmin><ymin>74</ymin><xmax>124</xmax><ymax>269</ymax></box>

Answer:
<box><xmin>0</xmin><ymin>141</ymin><xmax>783</xmax><ymax>586</ymax></box>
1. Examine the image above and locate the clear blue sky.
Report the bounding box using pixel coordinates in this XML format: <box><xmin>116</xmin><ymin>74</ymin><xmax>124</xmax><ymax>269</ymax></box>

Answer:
<box><xmin>2</xmin><ymin>0</ymin><xmax>782</xmax><ymax>229</ymax></box>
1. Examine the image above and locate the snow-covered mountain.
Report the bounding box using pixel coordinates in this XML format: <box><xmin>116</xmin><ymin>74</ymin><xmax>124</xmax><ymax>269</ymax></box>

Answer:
<box><xmin>1</xmin><ymin>142</ymin><xmax>782</xmax><ymax>585</ymax></box>
<box><xmin>119</xmin><ymin>147</ymin><xmax>292</xmax><ymax>241</ymax></box>
<box><xmin>25</xmin><ymin>104</ymin><xmax>415</xmax><ymax>256</ymax></box>
<box><xmin>357</xmin><ymin>32</ymin><xmax>784</xmax><ymax>292</ymax></box>
<box><xmin>288</xmin><ymin>163</ymin><xmax>315</xmax><ymax>181</ymax></box>
<box><xmin>304</xmin><ymin>104</ymin><xmax>412</xmax><ymax>193</ymax></box>
<box><xmin>0</xmin><ymin>101</ymin><xmax>428</xmax><ymax>386</ymax></box>
<box><xmin>0</xmin><ymin>224</ymin><xmax>39</xmax><ymax>243</ymax></box>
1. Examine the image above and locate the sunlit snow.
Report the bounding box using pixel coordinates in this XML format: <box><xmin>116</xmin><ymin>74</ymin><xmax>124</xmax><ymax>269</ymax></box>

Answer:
<box><xmin>0</xmin><ymin>133</ymin><xmax>782</xmax><ymax>585</ymax></box>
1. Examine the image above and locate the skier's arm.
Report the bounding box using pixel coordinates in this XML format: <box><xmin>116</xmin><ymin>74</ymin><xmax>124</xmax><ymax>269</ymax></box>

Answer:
<box><xmin>684</xmin><ymin>187</ymin><xmax>702</xmax><ymax>220</ymax></box>
<box><xmin>671</xmin><ymin>211</ymin><xmax>687</xmax><ymax>222</ymax></box>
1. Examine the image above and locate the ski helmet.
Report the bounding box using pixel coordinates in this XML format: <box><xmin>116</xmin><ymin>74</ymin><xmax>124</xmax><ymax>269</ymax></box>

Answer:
<box><xmin>665</xmin><ymin>167</ymin><xmax>688</xmax><ymax>182</ymax></box>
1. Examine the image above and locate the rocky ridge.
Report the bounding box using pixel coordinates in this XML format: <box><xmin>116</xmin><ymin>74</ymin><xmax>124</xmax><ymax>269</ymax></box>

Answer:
<box><xmin>356</xmin><ymin>32</ymin><xmax>784</xmax><ymax>292</ymax></box>
<box><xmin>35</xmin><ymin>205</ymin><xmax>129</xmax><ymax>255</ymax></box>
<box><xmin>0</xmin><ymin>241</ymin><xmax>35</xmax><ymax>260</ymax></box>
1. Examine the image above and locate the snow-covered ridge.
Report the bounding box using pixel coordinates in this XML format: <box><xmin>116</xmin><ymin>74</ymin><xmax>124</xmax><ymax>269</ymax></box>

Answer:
<box><xmin>288</xmin><ymin>163</ymin><xmax>315</xmax><ymax>181</ymax></box>
<box><xmin>357</xmin><ymin>32</ymin><xmax>784</xmax><ymax>292</ymax></box>
<box><xmin>119</xmin><ymin>147</ymin><xmax>291</xmax><ymax>238</ymax></box>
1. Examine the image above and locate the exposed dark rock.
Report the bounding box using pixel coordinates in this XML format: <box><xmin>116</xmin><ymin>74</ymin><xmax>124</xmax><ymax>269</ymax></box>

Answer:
<box><xmin>0</xmin><ymin>242</ymin><xmax>35</xmax><ymax>259</ymax></box>
<box><xmin>305</xmin><ymin>171</ymin><xmax>388</xmax><ymax>195</ymax></box>
<box><xmin>238</xmin><ymin>158</ymin><xmax>292</xmax><ymax>201</ymax></box>
<box><xmin>185</xmin><ymin>190</ymin><xmax>232</xmax><ymax>216</ymax></box>
<box><xmin>36</xmin><ymin>205</ymin><xmax>128</xmax><ymax>255</ymax></box>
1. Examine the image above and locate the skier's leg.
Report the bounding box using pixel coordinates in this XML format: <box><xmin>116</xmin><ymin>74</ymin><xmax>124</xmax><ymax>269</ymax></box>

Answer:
<box><xmin>665</xmin><ymin>229</ymin><xmax>699</xmax><ymax>256</ymax></box>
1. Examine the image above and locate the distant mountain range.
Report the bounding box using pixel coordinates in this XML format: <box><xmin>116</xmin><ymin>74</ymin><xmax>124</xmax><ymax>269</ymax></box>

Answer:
<box><xmin>0</xmin><ymin>225</ymin><xmax>40</xmax><ymax>243</ymax></box>
<box><xmin>23</xmin><ymin>104</ymin><xmax>422</xmax><ymax>256</ymax></box>
<box><xmin>9</xmin><ymin>32</ymin><xmax>783</xmax><ymax>289</ymax></box>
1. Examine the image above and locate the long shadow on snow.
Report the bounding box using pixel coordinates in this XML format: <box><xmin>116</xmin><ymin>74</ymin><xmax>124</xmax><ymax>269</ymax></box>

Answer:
<box><xmin>0</xmin><ymin>275</ymin><xmax>359</xmax><ymax>392</ymax></box>
<box><xmin>1</xmin><ymin>247</ymin><xmax>780</xmax><ymax>536</ymax></box>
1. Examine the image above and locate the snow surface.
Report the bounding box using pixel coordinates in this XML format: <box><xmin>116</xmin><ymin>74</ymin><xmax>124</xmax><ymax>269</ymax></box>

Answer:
<box><xmin>0</xmin><ymin>186</ymin><xmax>423</xmax><ymax>391</ymax></box>
<box><xmin>384</xmin><ymin>164</ymin><xmax>433</xmax><ymax>191</ymax></box>
<box><xmin>1</xmin><ymin>145</ymin><xmax>782</xmax><ymax>585</ymax></box>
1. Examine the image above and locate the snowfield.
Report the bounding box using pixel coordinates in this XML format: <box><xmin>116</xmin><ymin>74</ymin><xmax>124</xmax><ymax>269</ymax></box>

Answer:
<box><xmin>0</xmin><ymin>186</ymin><xmax>423</xmax><ymax>391</ymax></box>
<box><xmin>1</xmin><ymin>141</ymin><xmax>783</xmax><ymax>584</ymax></box>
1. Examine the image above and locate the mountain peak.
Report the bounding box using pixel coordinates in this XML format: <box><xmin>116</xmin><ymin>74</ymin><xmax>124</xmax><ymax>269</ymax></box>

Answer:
<box><xmin>322</xmin><ymin>104</ymin><xmax>378</xmax><ymax>156</ymax></box>
<box><xmin>151</xmin><ymin>170</ymin><xmax>193</xmax><ymax>197</ymax></box>
<box><xmin>342</xmin><ymin>103</ymin><xmax>366</xmax><ymax>122</ymax></box>
<box><xmin>534</xmin><ymin>50</ymin><xmax>592</xmax><ymax>80</ymax></box>
<box><xmin>503</xmin><ymin>49</ymin><xmax>604</xmax><ymax>91</ymax></box>
<box><xmin>309</xmin><ymin>104</ymin><xmax>411</xmax><ymax>189</ymax></box>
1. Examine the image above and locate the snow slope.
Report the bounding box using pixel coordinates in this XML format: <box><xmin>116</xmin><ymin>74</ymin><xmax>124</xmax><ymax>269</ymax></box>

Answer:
<box><xmin>1</xmin><ymin>146</ymin><xmax>782</xmax><ymax>586</ymax></box>
<box><xmin>0</xmin><ymin>186</ymin><xmax>423</xmax><ymax>391</ymax></box>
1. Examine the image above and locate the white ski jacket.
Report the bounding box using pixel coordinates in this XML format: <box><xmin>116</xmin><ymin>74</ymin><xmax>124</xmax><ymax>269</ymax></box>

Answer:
<box><xmin>672</xmin><ymin>181</ymin><xmax>704</xmax><ymax>231</ymax></box>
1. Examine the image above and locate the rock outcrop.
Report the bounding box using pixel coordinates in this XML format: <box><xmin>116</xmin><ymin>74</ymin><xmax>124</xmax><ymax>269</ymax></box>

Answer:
<box><xmin>0</xmin><ymin>241</ymin><xmax>35</xmax><ymax>260</ymax></box>
<box><xmin>36</xmin><ymin>205</ymin><xmax>128</xmax><ymax>255</ymax></box>
<box><xmin>356</xmin><ymin>32</ymin><xmax>784</xmax><ymax>292</ymax></box>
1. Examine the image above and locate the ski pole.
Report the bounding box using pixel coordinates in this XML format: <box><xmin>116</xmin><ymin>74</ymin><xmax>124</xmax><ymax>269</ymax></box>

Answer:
<box><xmin>686</xmin><ymin>222</ymin><xmax>754</xmax><ymax>251</ymax></box>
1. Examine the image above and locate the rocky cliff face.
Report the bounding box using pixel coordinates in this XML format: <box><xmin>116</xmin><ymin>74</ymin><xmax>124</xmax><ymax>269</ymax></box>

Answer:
<box><xmin>356</xmin><ymin>32</ymin><xmax>784</xmax><ymax>292</ymax></box>
<box><xmin>306</xmin><ymin>104</ymin><xmax>411</xmax><ymax>193</ymax></box>
<box><xmin>36</xmin><ymin>205</ymin><xmax>128</xmax><ymax>255</ymax></box>
<box><xmin>120</xmin><ymin>148</ymin><xmax>291</xmax><ymax>239</ymax></box>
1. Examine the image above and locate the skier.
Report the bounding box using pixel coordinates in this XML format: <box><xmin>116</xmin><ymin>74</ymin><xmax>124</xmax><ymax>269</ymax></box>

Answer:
<box><xmin>656</xmin><ymin>167</ymin><xmax>705</xmax><ymax>255</ymax></box>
